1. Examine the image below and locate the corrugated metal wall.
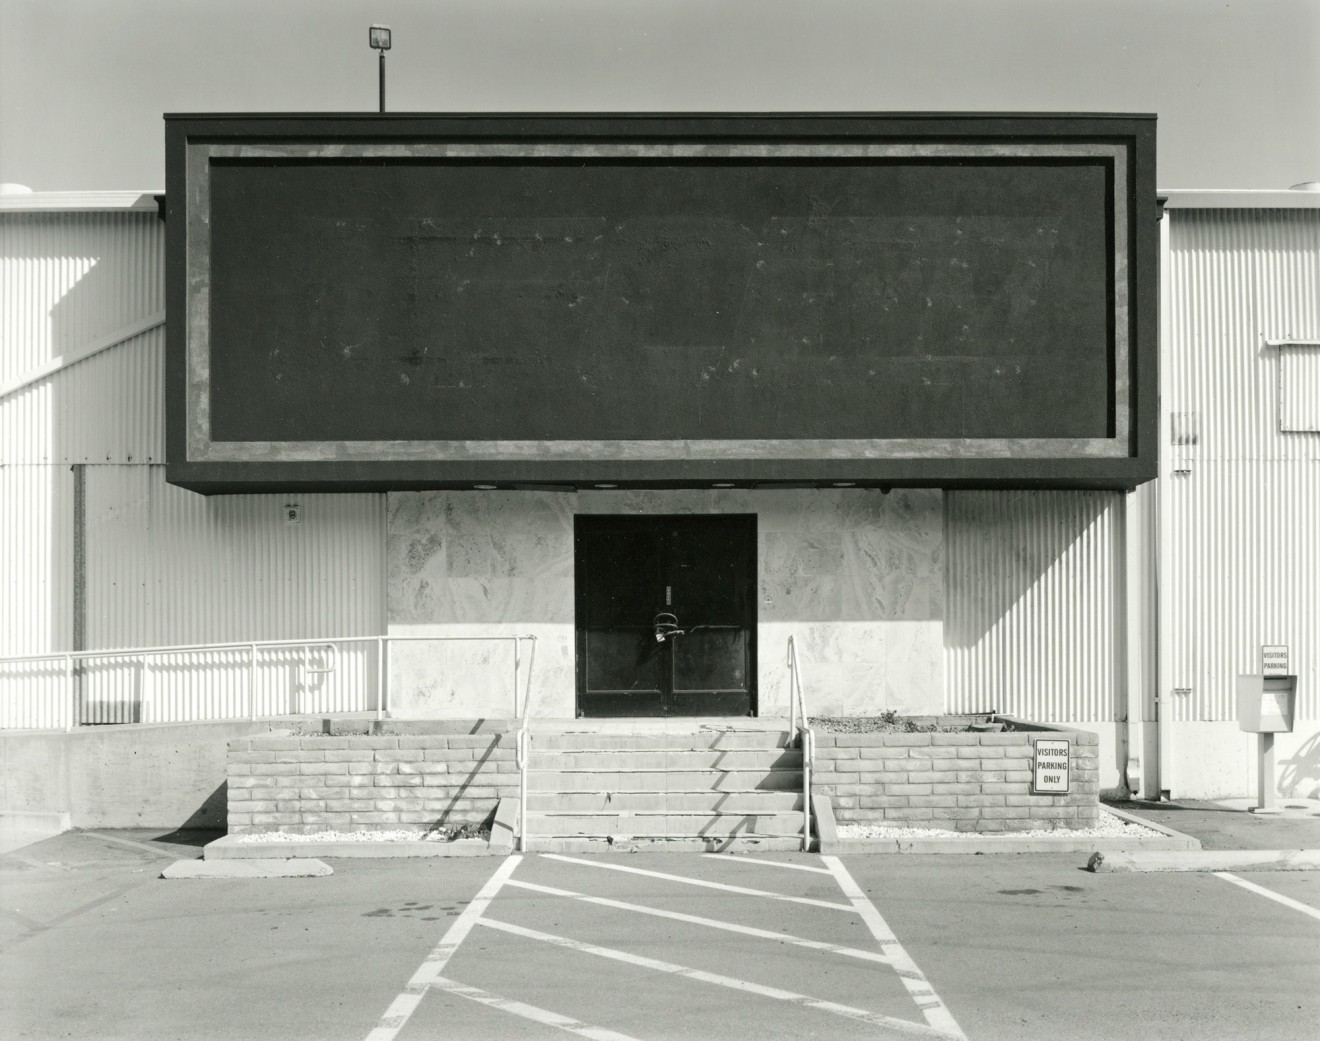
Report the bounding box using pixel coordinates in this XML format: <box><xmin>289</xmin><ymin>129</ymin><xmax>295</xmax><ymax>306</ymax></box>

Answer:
<box><xmin>1</xmin><ymin>210</ymin><xmax>165</xmax><ymax>464</ymax></box>
<box><xmin>0</xmin><ymin>210</ymin><xmax>164</xmax><ymax>383</ymax></box>
<box><xmin>6</xmin><ymin>203</ymin><xmax>1317</xmax><ymax>731</ymax></box>
<box><xmin>1</xmin><ymin>207</ymin><xmax>386</xmax><ymax>727</ymax></box>
<box><xmin>1166</xmin><ymin>208</ymin><xmax>1320</xmax><ymax>722</ymax></box>
<box><xmin>944</xmin><ymin>490</ymin><xmax>1124</xmax><ymax>722</ymax></box>
<box><xmin>0</xmin><ymin>328</ymin><xmax>164</xmax><ymax>464</ymax></box>
<box><xmin>0</xmin><ymin>465</ymin><xmax>74</xmax><ymax>727</ymax></box>
<box><xmin>78</xmin><ymin>466</ymin><xmax>386</xmax><ymax>722</ymax></box>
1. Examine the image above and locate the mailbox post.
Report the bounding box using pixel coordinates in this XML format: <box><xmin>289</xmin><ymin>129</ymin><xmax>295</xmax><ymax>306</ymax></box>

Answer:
<box><xmin>1236</xmin><ymin>646</ymin><xmax>1297</xmax><ymax>814</ymax></box>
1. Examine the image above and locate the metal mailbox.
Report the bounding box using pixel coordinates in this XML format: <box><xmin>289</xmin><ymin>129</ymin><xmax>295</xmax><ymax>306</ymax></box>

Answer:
<box><xmin>1236</xmin><ymin>675</ymin><xmax>1297</xmax><ymax>734</ymax></box>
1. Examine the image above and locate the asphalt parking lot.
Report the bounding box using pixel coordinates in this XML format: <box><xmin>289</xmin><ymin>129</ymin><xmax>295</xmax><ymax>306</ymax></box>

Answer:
<box><xmin>1</xmin><ymin>829</ymin><xmax>1317</xmax><ymax>1041</ymax></box>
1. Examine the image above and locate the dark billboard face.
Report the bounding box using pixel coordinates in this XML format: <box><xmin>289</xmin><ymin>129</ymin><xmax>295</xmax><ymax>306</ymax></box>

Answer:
<box><xmin>209</xmin><ymin>159</ymin><xmax>1111</xmax><ymax>444</ymax></box>
<box><xmin>166</xmin><ymin>119</ymin><xmax>1155</xmax><ymax>491</ymax></box>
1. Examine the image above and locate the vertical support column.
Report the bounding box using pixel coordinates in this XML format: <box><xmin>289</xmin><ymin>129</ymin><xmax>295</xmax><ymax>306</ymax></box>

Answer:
<box><xmin>1123</xmin><ymin>489</ymin><xmax>1152</xmax><ymax>798</ymax></box>
<box><xmin>1155</xmin><ymin>200</ymin><xmax>1174</xmax><ymax>801</ymax></box>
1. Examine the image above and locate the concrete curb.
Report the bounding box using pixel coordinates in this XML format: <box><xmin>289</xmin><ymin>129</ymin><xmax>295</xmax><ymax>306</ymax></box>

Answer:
<box><xmin>162</xmin><ymin>858</ymin><xmax>333</xmax><ymax>878</ymax></box>
<box><xmin>812</xmin><ymin>793</ymin><xmax>838</xmax><ymax>847</ymax></box>
<box><xmin>1099</xmin><ymin>804</ymin><xmax>1202</xmax><ymax>842</ymax></box>
<box><xmin>203</xmin><ymin>835</ymin><xmax>501</xmax><ymax>860</ymax></box>
<box><xmin>822</xmin><ymin>832</ymin><xmax>1201</xmax><ymax>855</ymax></box>
<box><xmin>818</xmin><ymin>806</ymin><xmax>1202</xmax><ymax>855</ymax></box>
<box><xmin>1087</xmin><ymin>849</ymin><xmax>1320</xmax><ymax>873</ymax></box>
<box><xmin>490</xmin><ymin>798</ymin><xmax>518</xmax><ymax>854</ymax></box>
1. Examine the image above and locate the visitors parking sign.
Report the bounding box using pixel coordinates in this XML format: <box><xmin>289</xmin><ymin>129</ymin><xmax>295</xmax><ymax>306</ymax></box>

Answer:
<box><xmin>1032</xmin><ymin>739</ymin><xmax>1071</xmax><ymax>794</ymax></box>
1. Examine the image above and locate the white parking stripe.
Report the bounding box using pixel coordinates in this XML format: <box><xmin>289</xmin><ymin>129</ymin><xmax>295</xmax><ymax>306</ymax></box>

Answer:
<box><xmin>477</xmin><ymin>917</ymin><xmax>956</xmax><ymax>1039</ymax></box>
<box><xmin>506</xmin><ymin>877</ymin><xmax>894</xmax><ymax>964</ymax></box>
<box><xmin>821</xmin><ymin>856</ymin><xmax>968</xmax><ymax>1041</ymax></box>
<box><xmin>364</xmin><ymin>855</ymin><xmax>522</xmax><ymax>1041</ymax></box>
<box><xmin>430</xmin><ymin>976</ymin><xmax>644</xmax><ymax>1041</ymax></box>
<box><xmin>541</xmin><ymin>853</ymin><xmax>855</xmax><ymax>910</ymax></box>
<box><xmin>84</xmin><ymin>831</ymin><xmax>177</xmax><ymax>857</ymax></box>
<box><xmin>701</xmin><ymin>853</ymin><xmax>834</xmax><ymax>875</ymax></box>
<box><xmin>1215</xmin><ymin>872</ymin><xmax>1320</xmax><ymax>923</ymax></box>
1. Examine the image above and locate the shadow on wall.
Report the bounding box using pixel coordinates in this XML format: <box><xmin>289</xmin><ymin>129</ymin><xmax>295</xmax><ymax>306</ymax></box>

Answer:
<box><xmin>943</xmin><ymin>489</ymin><xmax>1119</xmax><ymax>647</ymax></box>
<box><xmin>1280</xmin><ymin>733</ymin><xmax>1320</xmax><ymax>799</ymax></box>
<box><xmin>142</xmin><ymin>781</ymin><xmax>227</xmax><ymax>833</ymax></box>
<box><xmin>152</xmin><ymin>782</ymin><xmax>228</xmax><ymax>844</ymax></box>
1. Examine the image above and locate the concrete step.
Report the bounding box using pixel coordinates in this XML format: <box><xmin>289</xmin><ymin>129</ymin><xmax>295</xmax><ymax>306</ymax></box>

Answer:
<box><xmin>531</xmin><ymin>730</ymin><xmax>793</xmax><ymax>751</ymax></box>
<box><xmin>525</xmin><ymin>769</ymin><xmax>803</xmax><ymax>793</ymax></box>
<box><xmin>527</xmin><ymin>790</ymin><xmax>803</xmax><ymax>814</ymax></box>
<box><xmin>529</xmin><ymin>835</ymin><xmax>807</xmax><ymax>853</ymax></box>
<box><xmin>527</xmin><ymin>749</ymin><xmax>802</xmax><ymax>771</ymax></box>
<box><xmin>528</xmin><ymin>811</ymin><xmax>807</xmax><ymax>838</ymax></box>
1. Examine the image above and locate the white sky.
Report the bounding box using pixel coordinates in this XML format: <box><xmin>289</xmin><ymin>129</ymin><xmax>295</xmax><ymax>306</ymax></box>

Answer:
<box><xmin>1</xmin><ymin>0</ymin><xmax>1317</xmax><ymax>191</ymax></box>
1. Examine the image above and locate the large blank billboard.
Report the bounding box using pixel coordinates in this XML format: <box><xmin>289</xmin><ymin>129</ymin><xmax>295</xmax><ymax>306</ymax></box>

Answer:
<box><xmin>166</xmin><ymin>114</ymin><xmax>1157</xmax><ymax>492</ymax></box>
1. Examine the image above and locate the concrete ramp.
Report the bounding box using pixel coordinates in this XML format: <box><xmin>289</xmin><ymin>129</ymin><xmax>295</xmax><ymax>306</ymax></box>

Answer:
<box><xmin>0</xmin><ymin>811</ymin><xmax>71</xmax><ymax>854</ymax></box>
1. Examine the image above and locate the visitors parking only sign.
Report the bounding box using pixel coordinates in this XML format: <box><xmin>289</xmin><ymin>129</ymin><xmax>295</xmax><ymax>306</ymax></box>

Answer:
<box><xmin>1032</xmin><ymin>739</ymin><xmax>1071</xmax><ymax>794</ymax></box>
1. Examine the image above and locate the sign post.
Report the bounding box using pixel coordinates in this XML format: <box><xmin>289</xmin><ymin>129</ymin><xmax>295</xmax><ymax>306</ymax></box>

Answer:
<box><xmin>1236</xmin><ymin>646</ymin><xmax>1297</xmax><ymax>816</ymax></box>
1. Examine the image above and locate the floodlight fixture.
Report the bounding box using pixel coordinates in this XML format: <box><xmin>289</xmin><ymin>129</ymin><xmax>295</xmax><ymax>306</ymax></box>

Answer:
<box><xmin>369</xmin><ymin>25</ymin><xmax>391</xmax><ymax>112</ymax></box>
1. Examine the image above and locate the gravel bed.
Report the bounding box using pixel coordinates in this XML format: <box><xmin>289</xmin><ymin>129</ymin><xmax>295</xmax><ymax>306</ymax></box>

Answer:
<box><xmin>236</xmin><ymin>828</ymin><xmax>489</xmax><ymax>844</ymax></box>
<box><xmin>809</xmin><ymin>715</ymin><xmax>986</xmax><ymax>734</ymax></box>
<box><xmin>836</xmin><ymin>808</ymin><xmax>1162</xmax><ymax>841</ymax></box>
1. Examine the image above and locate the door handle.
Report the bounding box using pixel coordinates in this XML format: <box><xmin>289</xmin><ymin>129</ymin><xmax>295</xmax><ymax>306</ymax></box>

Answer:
<box><xmin>653</xmin><ymin>612</ymin><xmax>685</xmax><ymax>643</ymax></box>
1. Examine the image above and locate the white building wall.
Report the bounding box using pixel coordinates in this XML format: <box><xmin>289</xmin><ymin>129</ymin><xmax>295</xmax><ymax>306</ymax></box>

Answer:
<box><xmin>4</xmin><ymin>192</ymin><xmax>1318</xmax><ymax>811</ymax></box>
<box><xmin>78</xmin><ymin>466</ymin><xmax>386</xmax><ymax>723</ymax></box>
<box><xmin>1165</xmin><ymin>205</ymin><xmax>1320</xmax><ymax>799</ymax></box>
<box><xmin>0</xmin><ymin>203</ymin><xmax>386</xmax><ymax>728</ymax></box>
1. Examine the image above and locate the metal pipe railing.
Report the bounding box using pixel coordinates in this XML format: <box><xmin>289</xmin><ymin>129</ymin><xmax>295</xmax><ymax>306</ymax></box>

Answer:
<box><xmin>787</xmin><ymin>635</ymin><xmax>812</xmax><ymax>851</ymax></box>
<box><xmin>0</xmin><ymin>634</ymin><xmax>535</xmax><ymax>731</ymax></box>
<box><xmin>514</xmin><ymin>636</ymin><xmax>539</xmax><ymax>853</ymax></box>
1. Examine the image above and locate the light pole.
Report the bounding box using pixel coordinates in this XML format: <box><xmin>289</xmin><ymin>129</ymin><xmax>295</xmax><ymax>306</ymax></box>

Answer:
<box><xmin>369</xmin><ymin>25</ymin><xmax>391</xmax><ymax>113</ymax></box>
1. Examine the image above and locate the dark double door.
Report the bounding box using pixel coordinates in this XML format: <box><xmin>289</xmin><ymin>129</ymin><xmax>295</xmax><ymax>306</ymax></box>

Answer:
<box><xmin>575</xmin><ymin>515</ymin><xmax>757</xmax><ymax>717</ymax></box>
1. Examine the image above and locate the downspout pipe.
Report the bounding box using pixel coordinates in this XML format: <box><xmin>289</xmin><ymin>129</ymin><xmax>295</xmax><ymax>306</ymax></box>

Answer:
<box><xmin>1154</xmin><ymin>197</ymin><xmax>1173</xmax><ymax>801</ymax></box>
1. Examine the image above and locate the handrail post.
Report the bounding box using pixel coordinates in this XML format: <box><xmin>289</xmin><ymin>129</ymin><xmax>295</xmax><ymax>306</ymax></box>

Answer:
<box><xmin>513</xmin><ymin>637</ymin><xmax>520</xmax><ymax>718</ymax></box>
<box><xmin>803</xmin><ymin>729</ymin><xmax>812</xmax><ymax>852</ymax></box>
<box><xmin>248</xmin><ymin>643</ymin><xmax>257</xmax><ymax>721</ymax></box>
<box><xmin>375</xmin><ymin>636</ymin><xmax>385</xmax><ymax>722</ymax></box>
<box><xmin>519</xmin><ymin>728</ymin><xmax>529</xmax><ymax>853</ymax></box>
<box><xmin>65</xmin><ymin>653</ymin><xmax>75</xmax><ymax>732</ymax></box>
<box><xmin>140</xmin><ymin>654</ymin><xmax>152</xmax><ymax>725</ymax></box>
<box><xmin>787</xmin><ymin>637</ymin><xmax>797</xmax><ymax>734</ymax></box>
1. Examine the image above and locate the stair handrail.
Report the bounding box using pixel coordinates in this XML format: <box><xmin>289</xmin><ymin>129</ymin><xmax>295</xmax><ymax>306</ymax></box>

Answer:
<box><xmin>514</xmin><ymin>635</ymin><xmax>539</xmax><ymax>853</ymax></box>
<box><xmin>787</xmin><ymin>635</ymin><xmax>812</xmax><ymax>851</ymax></box>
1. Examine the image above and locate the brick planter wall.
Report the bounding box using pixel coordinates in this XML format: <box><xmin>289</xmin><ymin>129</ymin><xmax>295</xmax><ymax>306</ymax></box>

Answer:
<box><xmin>226</xmin><ymin>725</ymin><xmax>517</xmax><ymax>835</ymax></box>
<box><xmin>812</xmin><ymin>722</ymin><xmax>1100</xmax><ymax>833</ymax></box>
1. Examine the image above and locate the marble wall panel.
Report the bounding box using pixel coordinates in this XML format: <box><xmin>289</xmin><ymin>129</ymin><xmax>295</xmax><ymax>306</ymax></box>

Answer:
<box><xmin>386</xmin><ymin>489</ymin><xmax>944</xmax><ymax>719</ymax></box>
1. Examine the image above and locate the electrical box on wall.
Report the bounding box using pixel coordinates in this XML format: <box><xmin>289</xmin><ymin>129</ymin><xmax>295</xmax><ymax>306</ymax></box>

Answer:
<box><xmin>283</xmin><ymin>504</ymin><xmax>302</xmax><ymax>525</ymax></box>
